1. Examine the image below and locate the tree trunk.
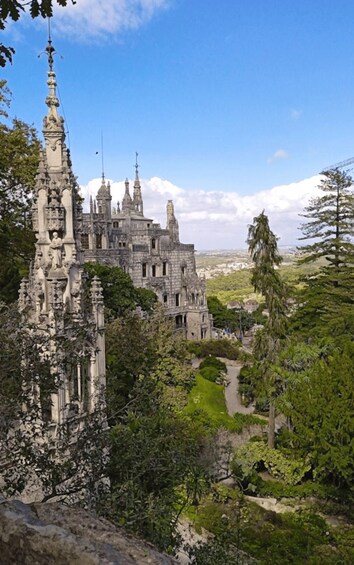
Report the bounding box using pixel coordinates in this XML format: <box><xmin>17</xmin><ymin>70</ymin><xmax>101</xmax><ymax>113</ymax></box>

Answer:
<box><xmin>268</xmin><ymin>401</ymin><xmax>275</xmax><ymax>448</ymax></box>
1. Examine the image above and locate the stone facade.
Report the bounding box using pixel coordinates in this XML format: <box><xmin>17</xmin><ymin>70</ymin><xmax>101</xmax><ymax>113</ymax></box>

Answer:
<box><xmin>81</xmin><ymin>166</ymin><xmax>212</xmax><ymax>339</ymax></box>
<box><xmin>19</xmin><ymin>40</ymin><xmax>106</xmax><ymax>428</ymax></box>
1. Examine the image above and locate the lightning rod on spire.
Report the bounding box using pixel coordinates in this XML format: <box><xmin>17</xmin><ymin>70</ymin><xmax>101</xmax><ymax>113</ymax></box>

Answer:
<box><xmin>135</xmin><ymin>151</ymin><xmax>139</xmax><ymax>179</ymax></box>
<box><xmin>101</xmin><ymin>132</ymin><xmax>105</xmax><ymax>181</ymax></box>
<box><xmin>45</xmin><ymin>17</ymin><xmax>55</xmax><ymax>71</ymax></box>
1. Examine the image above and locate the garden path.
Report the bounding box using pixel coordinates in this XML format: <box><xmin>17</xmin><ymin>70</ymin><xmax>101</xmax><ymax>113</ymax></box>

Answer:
<box><xmin>222</xmin><ymin>360</ymin><xmax>255</xmax><ymax>417</ymax></box>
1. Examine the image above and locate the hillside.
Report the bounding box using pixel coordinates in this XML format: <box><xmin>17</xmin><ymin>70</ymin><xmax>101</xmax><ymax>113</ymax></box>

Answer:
<box><xmin>205</xmin><ymin>259</ymin><xmax>321</xmax><ymax>304</ymax></box>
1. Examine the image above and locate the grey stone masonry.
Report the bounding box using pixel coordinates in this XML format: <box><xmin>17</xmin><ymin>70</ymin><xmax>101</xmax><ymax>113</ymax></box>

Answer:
<box><xmin>81</xmin><ymin>172</ymin><xmax>212</xmax><ymax>339</ymax></box>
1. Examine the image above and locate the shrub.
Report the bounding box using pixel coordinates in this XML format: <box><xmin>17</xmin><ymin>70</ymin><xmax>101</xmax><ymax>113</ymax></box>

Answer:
<box><xmin>187</xmin><ymin>339</ymin><xmax>240</xmax><ymax>360</ymax></box>
<box><xmin>238</xmin><ymin>365</ymin><xmax>256</xmax><ymax>406</ymax></box>
<box><xmin>199</xmin><ymin>366</ymin><xmax>219</xmax><ymax>382</ymax></box>
<box><xmin>199</xmin><ymin>356</ymin><xmax>227</xmax><ymax>373</ymax></box>
<box><xmin>232</xmin><ymin>441</ymin><xmax>312</xmax><ymax>487</ymax></box>
<box><xmin>232</xmin><ymin>412</ymin><xmax>266</xmax><ymax>433</ymax></box>
<box><xmin>256</xmin><ymin>478</ymin><xmax>341</xmax><ymax>500</ymax></box>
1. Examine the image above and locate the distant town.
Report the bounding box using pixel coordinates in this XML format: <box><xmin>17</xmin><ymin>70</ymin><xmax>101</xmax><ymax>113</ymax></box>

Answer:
<box><xmin>196</xmin><ymin>248</ymin><xmax>297</xmax><ymax>279</ymax></box>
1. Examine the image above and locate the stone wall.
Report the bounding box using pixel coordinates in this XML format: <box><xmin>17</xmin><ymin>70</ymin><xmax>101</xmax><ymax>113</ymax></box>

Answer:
<box><xmin>0</xmin><ymin>499</ymin><xmax>178</xmax><ymax>564</ymax></box>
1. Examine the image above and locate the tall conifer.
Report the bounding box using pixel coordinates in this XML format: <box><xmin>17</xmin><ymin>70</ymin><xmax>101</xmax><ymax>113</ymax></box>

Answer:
<box><xmin>297</xmin><ymin>169</ymin><xmax>354</xmax><ymax>334</ymax></box>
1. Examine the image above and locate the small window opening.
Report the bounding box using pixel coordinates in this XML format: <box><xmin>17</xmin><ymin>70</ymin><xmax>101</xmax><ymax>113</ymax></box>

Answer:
<box><xmin>81</xmin><ymin>234</ymin><xmax>89</xmax><ymax>250</ymax></box>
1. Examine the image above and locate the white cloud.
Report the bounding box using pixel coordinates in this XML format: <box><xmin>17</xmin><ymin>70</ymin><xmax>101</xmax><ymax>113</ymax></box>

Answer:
<box><xmin>80</xmin><ymin>174</ymin><xmax>322</xmax><ymax>250</ymax></box>
<box><xmin>52</xmin><ymin>0</ymin><xmax>169</xmax><ymax>39</ymax></box>
<box><xmin>267</xmin><ymin>149</ymin><xmax>289</xmax><ymax>164</ymax></box>
<box><xmin>290</xmin><ymin>109</ymin><xmax>302</xmax><ymax>121</ymax></box>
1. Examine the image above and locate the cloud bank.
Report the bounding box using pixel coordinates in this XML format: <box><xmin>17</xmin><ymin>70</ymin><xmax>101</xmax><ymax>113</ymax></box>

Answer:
<box><xmin>53</xmin><ymin>0</ymin><xmax>169</xmax><ymax>39</ymax></box>
<box><xmin>80</xmin><ymin>175</ymin><xmax>322</xmax><ymax>250</ymax></box>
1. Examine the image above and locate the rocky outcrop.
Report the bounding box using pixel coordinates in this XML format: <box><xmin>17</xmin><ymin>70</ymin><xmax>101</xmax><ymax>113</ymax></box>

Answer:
<box><xmin>0</xmin><ymin>499</ymin><xmax>178</xmax><ymax>564</ymax></box>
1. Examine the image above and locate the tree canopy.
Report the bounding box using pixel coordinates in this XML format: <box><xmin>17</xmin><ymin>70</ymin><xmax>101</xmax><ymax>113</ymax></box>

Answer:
<box><xmin>84</xmin><ymin>262</ymin><xmax>157</xmax><ymax>320</ymax></box>
<box><xmin>247</xmin><ymin>211</ymin><xmax>289</xmax><ymax>447</ymax></box>
<box><xmin>0</xmin><ymin>81</ymin><xmax>40</xmax><ymax>302</ymax></box>
<box><xmin>295</xmin><ymin>169</ymin><xmax>354</xmax><ymax>336</ymax></box>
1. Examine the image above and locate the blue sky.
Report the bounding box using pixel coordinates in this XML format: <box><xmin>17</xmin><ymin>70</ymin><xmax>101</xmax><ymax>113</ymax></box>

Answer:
<box><xmin>2</xmin><ymin>0</ymin><xmax>354</xmax><ymax>248</ymax></box>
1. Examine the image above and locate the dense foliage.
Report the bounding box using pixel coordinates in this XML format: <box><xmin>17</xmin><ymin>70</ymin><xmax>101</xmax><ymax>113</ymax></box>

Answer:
<box><xmin>295</xmin><ymin>168</ymin><xmax>354</xmax><ymax>337</ymax></box>
<box><xmin>187</xmin><ymin>337</ymin><xmax>241</xmax><ymax>360</ymax></box>
<box><xmin>84</xmin><ymin>262</ymin><xmax>157</xmax><ymax>320</ymax></box>
<box><xmin>0</xmin><ymin>81</ymin><xmax>40</xmax><ymax>302</ymax></box>
<box><xmin>103</xmin><ymin>309</ymin><xmax>214</xmax><ymax>551</ymax></box>
<box><xmin>207</xmin><ymin>294</ymin><xmax>257</xmax><ymax>334</ymax></box>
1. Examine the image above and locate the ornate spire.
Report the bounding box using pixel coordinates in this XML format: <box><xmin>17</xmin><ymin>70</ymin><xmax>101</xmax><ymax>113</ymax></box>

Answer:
<box><xmin>133</xmin><ymin>152</ymin><xmax>143</xmax><ymax>215</ymax></box>
<box><xmin>135</xmin><ymin>151</ymin><xmax>139</xmax><ymax>181</ymax></box>
<box><xmin>44</xmin><ymin>30</ymin><xmax>61</xmax><ymax>127</ymax></box>
<box><xmin>42</xmin><ymin>29</ymin><xmax>65</xmax><ymax>171</ymax></box>
<box><xmin>122</xmin><ymin>178</ymin><xmax>133</xmax><ymax>212</ymax></box>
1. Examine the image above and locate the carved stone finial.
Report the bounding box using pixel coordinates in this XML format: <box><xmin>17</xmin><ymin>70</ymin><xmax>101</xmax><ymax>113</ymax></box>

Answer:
<box><xmin>90</xmin><ymin>276</ymin><xmax>104</xmax><ymax>305</ymax></box>
<box><xmin>19</xmin><ymin>279</ymin><xmax>30</xmax><ymax>310</ymax></box>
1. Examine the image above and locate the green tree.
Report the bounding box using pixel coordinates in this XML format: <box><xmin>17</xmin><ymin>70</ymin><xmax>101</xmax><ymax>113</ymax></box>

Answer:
<box><xmin>106</xmin><ymin>306</ymin><xmax>194</xmax><ymax>422</ymax></box>
<box><xmin>296</xmin><ymin>168</ymin><xmax>354</xmax><ymax>336</ymax></box>
<box><xmin>300</xmin><ymin>169</ymin><xmax>354</xmax><ymax>269</ymax></box>
<box><xmin>247</xmin><ymin>211</ymin><xmax>289</xmax><ymax>447</ymax></box>
<box><xmin>0</xmin><ymin>301</ymin><xmax>23</xmax><ymax>436</ymax></box>
<box><xmin>282</xmin><ymin>342</ymin><xmax>354</xmax><ymax>488</ymax></box>
<box><xmin>0</xmin><ymin>81</ymin><xmax>40</xmax><ymax>302</ymax></box>
<box><xmin>207</xmin><ymin>295</ymin><xmax>232</xmax><ymax>328</ymax></box>
<box><xmin>104</xmin><ymin>307</ymin><xmax>209</xmax><ymax>552</ymax></box>
<box><xmin>84</xmin><ymin>262</ymin><xmax>157</xmax><ymax>320</ymax></box>
<box><xmin>107</xmin><ymin>404</ymin><xmax>209</xmax><ymax>552</ymax></box>
<box><xmin>0</xmin><ymin>1</ymin><xmax>75</xmax><ymax>67</ymax></box>
<box><xmin>207</xmin><ymin>295</ymin><xmax>255</xmax><ymax>335</ymax></box>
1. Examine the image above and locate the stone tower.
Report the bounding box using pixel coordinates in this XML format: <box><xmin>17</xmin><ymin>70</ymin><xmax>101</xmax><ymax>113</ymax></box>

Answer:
<box><xmin>18</xmin><ymin>38</ymin><xmax>106</xmax><ymax>427</ymax></box>
<box><xmin>122</xmin><ymin>178</ymin><xmax>133</xmax><ymax>213</ymax></box>
<box><xmin>166</xmin><ymin>199</ymin><xmax>180</xmax><ymax>243</ymax></box>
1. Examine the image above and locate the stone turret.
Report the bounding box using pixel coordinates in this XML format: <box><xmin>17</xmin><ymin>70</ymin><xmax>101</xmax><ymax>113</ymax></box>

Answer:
<box><xmin>166</xmin><ymin>200</ymin><xmax>179</xmax><ymax>243</ymax></box>
<box><xmin>122</xmin><ymin>178</ymin><xmax>133</xmax><ymax>213</ymax></box>
<box><xmin>19</xmin><ymin>37</ymin><xmax>106</xmax><ymax>427</ymax></box>
<box><xmin>96</xmin><ymin>176</ymin><xmax>112</xmax><ymax>220</ymax></box>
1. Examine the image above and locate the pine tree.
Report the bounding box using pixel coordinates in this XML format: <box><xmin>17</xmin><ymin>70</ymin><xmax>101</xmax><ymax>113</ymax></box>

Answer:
<box><xmin>247</xmin><ymin>211</ymin><xmax>288</xmax><ymax>447</ymax></box>
<box><xmin>296</xmin><ymin>169</ymin><xmax>354</xmax><ymax>335</ymax></box>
